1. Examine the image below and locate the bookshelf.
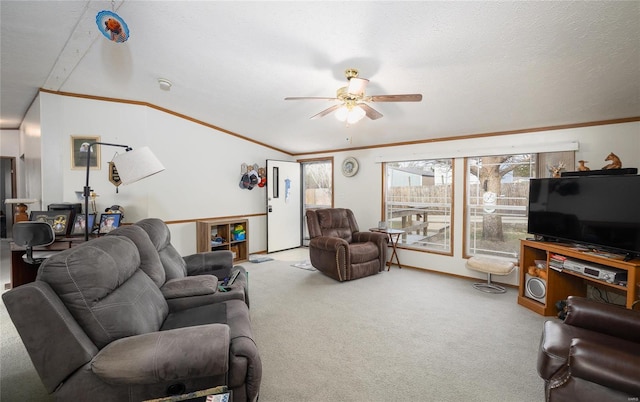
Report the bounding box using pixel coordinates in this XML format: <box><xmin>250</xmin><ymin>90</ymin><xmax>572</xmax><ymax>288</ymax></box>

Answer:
<box><xmin>196</xmin><ymin>219</ymin><xmax>248</xmax><ymax>263</ymax></box>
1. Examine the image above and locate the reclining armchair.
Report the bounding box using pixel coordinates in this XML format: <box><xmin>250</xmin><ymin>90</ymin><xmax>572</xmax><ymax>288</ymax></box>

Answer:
<box><xmin>2</xmin><ymin>235</ymin><xmax>261</xmax><ymax>402</ymax></box>
<box><xmin>537</xmin><ymin>296</ymin><xmax>640</xmax><ymax>401</ymax></box>
<box><xmin>306</xmin><ymin>208</ymin><xmax>388</xmax><ymax>281</ymax></box>
<box><xmin>134</xmin><ymin>218</ymin><xmax>249</xmax><ymax>307</ymax></box>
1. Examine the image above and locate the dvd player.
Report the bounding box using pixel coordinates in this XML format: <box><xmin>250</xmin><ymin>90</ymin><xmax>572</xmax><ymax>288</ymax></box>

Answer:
<box><xmin>563</xmin><ymin>258</ymin><xmax>627</xmax><ymax>284</ymax></box>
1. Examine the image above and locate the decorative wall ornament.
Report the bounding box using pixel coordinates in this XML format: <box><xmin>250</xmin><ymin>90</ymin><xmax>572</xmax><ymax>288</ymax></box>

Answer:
<box><xmin>341</xmin><ymin>157</ymin><xmax>359</xmax><ymax>177</ymax></box>
<box><xmin>239</xmin><ymin>163</ymin><xmax>264</xmax><ymax>190</ymax></box>
<box><xmin>71</xmin><ymin>135</ymin><xmax>101</xmax><ymax>170</ymax></box>
<box><xmin>108</xmin><ymin>161</ymin><xmax>122</xmax><ymax>189</ymax></box>
<box><xmin>96</xmin><ymin>10</ymin><xmax>129</xmax><ymax>43</ymax></box>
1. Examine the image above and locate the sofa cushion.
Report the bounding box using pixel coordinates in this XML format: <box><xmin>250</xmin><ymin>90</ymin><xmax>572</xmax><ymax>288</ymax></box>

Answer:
<box><xmin>37</xmin><ymin>236</ymin><xmax>169</xmax><ymax>349</ymax></box>
<box><xmin>135</xmin><ymin>218</ymin><xmax>188</xmax><ymax>280</ymax></box>
<box><xmin>108</xmin><ymin>225</ymin><xmax>166</xmax><ymax>288</ymax></box>
<box><xmin>315</xmin><ymin>209</ymin><xmax>354</xmax><ymax>242</ymax></box>
<box><xmin>349</xmin><ymin>242</ymin><xmax>379</xmax><ymax>264</ymax></box>
<box><xmin>161</xmin><ymin>303</ymin><xmax>227</xmax><ymax>330</ymax></box>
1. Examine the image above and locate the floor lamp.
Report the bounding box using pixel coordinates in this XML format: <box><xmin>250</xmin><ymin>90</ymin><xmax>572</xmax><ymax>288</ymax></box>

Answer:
<box><xmin>82</xmin><ymin>142</ymin><xmax>165</xmax><ymax>240</ymax></box>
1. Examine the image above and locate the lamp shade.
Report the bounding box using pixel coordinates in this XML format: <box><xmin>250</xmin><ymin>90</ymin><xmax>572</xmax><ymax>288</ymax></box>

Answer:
<box><xmin>112</xmin><ymin>146</ymin><xmax>165</xmax><ymax>184</ymax></box>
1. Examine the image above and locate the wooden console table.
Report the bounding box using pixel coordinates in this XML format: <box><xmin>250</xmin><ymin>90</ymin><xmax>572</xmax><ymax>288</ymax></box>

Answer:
<box><xmin>10</xmin><ymin>238</ymin><xmax>87</xmax><ymax>288</ymax></box>
<box><xmin>518</xmin><ymin>239</ymin><xmax>640</xmax><ymax>316</ymax></box>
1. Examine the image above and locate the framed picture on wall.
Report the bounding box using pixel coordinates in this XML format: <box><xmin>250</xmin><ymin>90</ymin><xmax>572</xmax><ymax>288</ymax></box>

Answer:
<box><xmin>98</xmin><ymin>213</ymin><xmax>121</xmax><ymax>234</ymax></box>
<box><xmin>71</xmin><ymin>135</ymin><xmax>101</xmax><ymax>170</ymax></box>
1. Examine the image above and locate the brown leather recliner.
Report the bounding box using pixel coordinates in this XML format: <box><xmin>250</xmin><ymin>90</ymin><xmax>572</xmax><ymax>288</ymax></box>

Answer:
<box><xmin>306</xmin><ymin>208</ymin><xmax>388</xmax><ymax>282</ymax></box>
<box><xmin>537</xmin><ymin>296</ymin><xmax>640</xmax><ymax>401</ymax></box>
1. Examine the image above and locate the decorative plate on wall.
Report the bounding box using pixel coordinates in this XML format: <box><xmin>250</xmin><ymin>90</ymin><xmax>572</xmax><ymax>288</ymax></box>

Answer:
<box><xmin>342</xmin><ymin>157</ymin><xmax>359</xmax><ymax>177</ymax></box>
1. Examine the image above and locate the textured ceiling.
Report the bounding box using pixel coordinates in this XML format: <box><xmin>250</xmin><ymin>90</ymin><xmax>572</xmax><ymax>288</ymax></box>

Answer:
<box><xmin>1</xmin><ymin>1</ymin><xmax>639</xmax><ymax>155</ymax></box>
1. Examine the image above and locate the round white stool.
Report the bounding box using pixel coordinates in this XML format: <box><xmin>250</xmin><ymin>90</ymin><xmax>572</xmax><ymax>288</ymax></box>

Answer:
<box><xmin>466</xmin><ymin>256</ymin><xmax>516</xmax><ymax>294</ymax></box>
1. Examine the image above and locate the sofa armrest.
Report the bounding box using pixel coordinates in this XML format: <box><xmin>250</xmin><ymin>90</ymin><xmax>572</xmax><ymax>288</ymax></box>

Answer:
<box><xmin>184</xmin><ymin>250</ymin><xmax>233</xmax><ymax>278</ymax></box>
<box><xmin>564</xmin><ymin>296</ymin><xmax>640</xmax><ymax>343</ymax></box>
<box><xmin>92</xmin><ymin>324</ymin><xmax>230</xmax><ymax>384</ymax></box>
<box><xmin>352</xmin><ymin>231</ymin><xmax>388</xmax><ymax>245</ymax></box>
<box><xmin>2</xmin><ymin>281</ymin><xmax>99</xmax><ymax>393</ymax></box>
<box><xmin>568</xmin><ymin>338</ymin><xmax>640</xmax><ymax>396</ymax></box>
<box><xmin>161</xmin><ymin>275</ymin><xmax>218</xmax><ymax>299</ymax></box>
<box><xmin>309</xmin><ymin>236</ymin><xmax>349</xmax><ymax>251</ymax></box>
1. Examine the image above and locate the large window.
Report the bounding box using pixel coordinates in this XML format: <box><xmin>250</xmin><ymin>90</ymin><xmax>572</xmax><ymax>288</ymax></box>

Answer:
<box><xmin>465</xmin><ymin>151</ymin><xmax>574</xmax><ymax>259</ymax></box>
<box><xmin>383</xmin><ymin>159</ymin><xmax>453</xmax><ymax>254</ymax></box>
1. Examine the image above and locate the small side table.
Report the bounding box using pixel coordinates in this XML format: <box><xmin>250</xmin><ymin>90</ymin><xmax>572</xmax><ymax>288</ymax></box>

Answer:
<box><xmin>370</xmin><ymin>228</ymin><xmax>405</xmax><ymax>270</ymax></box>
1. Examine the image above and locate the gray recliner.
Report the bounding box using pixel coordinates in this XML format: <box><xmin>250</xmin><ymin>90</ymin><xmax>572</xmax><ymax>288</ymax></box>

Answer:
<box><xmin>108</xmin><ymin>225</ymin><xmax>244</xmax><ymax>312</ymax></box>
<box><xmin>2</xmin><ymin>235</ymin><xmax>261</xmax><ymax>402</ymax></box>
<box><xmin>135</xmin><ymin>218</ymin><xmax>250</xmax><ymax>307</ymax></box>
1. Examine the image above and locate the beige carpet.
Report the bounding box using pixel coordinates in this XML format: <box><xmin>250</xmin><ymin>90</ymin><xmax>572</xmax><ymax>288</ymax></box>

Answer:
<box><xmin>1</xmin><ymin>247</ymin><xmax>550</xmax><ymax>401</ymax></box>
<box><xmin>244</xmin><ymin>249</ymin><xmax>549</xmax><ymax>402</ymax></box>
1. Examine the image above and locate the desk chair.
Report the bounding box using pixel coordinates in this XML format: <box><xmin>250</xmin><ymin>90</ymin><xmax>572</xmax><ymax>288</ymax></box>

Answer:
<box><xmin>12</xmin><ymin>221</ymin><xmax>56</xmax><ymax>264</ymax></box>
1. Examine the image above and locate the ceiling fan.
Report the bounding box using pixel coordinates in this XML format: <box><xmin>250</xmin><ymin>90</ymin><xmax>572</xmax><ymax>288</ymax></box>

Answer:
<box><xmin>284</xmin><ymin>68</ymin><xmax>422</xmax><ymax>124</ymax></box>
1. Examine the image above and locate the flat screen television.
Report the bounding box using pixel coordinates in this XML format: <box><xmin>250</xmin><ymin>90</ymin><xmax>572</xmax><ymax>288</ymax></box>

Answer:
<box><xmin>527</xmin><ymin>174</ymin><xmax>640</xmax><ymax>258</ymax></box>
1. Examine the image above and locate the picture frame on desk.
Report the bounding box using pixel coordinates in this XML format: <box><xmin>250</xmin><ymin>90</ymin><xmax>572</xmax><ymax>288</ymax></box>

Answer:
<box><xmin>29</xmin><ymin>210</ymin><xmax>72</xmax><ymax>236</ymax></box>
<box><xmin>98</xmin><ymin>213</ymin><xmax>121</xmax><ymax>234</ymax></box>
<box><xmin>70</xmin><ymin>213</ymin><xmax>96</xmax><ymax>236</ymax></box>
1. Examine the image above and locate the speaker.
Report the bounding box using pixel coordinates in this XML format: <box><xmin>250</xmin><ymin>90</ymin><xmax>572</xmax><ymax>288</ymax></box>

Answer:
<box><xmin>525</xmin><ymin>273</ymin><xmax>546</xmax><ymax>303</ymax></box>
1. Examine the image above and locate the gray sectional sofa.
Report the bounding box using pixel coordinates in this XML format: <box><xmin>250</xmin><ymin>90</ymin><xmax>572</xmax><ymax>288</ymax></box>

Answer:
<box><xmin>2</xmin><ymin>222</ymin><xmax>261</xmax><ymax>402</ymax></box>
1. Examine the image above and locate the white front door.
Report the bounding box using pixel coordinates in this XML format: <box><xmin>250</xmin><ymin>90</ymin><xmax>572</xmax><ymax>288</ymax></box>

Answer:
<box><xmin>266</xmin><ymin>160</ymin><xmax>301</xmax><ymax>252</ymax></box>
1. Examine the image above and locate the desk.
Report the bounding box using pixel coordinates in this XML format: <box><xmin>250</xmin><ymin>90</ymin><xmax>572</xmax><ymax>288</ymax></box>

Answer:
<box><xmin>370</xmin><ymin>228</ymin><xmax>405</xmax><ymax>270</ymax></box>
<box><xmin>10</xmin><ymin>238</ymin><xmax>86</xmax><ymax>288</ymax></box>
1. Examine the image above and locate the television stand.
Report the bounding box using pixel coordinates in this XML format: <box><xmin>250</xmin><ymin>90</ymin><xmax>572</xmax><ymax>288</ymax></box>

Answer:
<box><xmin>518</xmin><ymin>240</ymin><xmax>640</xmax><ymax>316</ymax></box>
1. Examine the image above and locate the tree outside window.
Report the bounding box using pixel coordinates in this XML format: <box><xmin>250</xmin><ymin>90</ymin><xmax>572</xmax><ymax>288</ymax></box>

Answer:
<box><xmin>465</xmin><ymin>151</ymin><xmax>574</xmax><ymax>259</ymax></box>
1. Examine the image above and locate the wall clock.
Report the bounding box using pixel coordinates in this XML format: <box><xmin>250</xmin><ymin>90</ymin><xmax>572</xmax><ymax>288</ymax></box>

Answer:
<box><xmin>342</xmin><ymin>157</ymin><xmax>359</xmax><ymax>177</ymax></box>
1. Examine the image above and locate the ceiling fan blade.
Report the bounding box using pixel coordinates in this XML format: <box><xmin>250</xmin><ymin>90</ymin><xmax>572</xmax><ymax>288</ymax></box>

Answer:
<box><xmin>347</xmin><ymin>77</ymin><xmax>369</xmax><ymax>96</ymax></box>
<box><xmin>360</xmin><ymin>103</ymin><xmax>383</xmax><ymax>120</ymax></box>
<box><xmin>368</xmin><ymin>94</ymin><xmax>423</xmax><ymax>102</ymax></box>
<box><xmin>285</xmin><ymin>97</ymin><xmax>339</xmax><ymax>101</ymax></box>
<box><xmin>310</xmin><ymin>104</ymin><xmax>342</xmax><ymax>119</ymax></box>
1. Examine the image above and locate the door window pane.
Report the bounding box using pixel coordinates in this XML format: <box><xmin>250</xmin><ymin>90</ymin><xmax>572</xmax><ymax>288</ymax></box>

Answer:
<box><xmin>301</xmin><ymin>159</ymin><xmax>333</xmax><ymax>245</ymax></box>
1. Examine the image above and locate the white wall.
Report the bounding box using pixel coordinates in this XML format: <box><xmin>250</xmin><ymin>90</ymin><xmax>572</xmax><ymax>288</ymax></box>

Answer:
<box><xmin>18</xmin><ymin>92</ymin><xmax>640</xmax><ymax>284</ymax></box>
<box><xmin>0</xmin><ymin>130</ymin><xmax>20</xmax><ymax>158</ymax></box>
<box><xmin>303</xmin><ymin>121</ymin><xmax>640</xmax><ymax>285</ymax></box>
<box><xmin>36</xmin><ymin>92</ymin><xmax>292</xmax><ymax>255</ymax></box>
<box><xmin>0</xmin><ymin>100</ymin><xmax>46</xmax><ymax>213</ymax></box>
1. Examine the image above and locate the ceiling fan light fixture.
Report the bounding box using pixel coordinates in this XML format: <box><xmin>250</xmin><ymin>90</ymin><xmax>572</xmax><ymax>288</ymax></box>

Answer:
<box><xmin>335</xmin><ymin>104</ymin><xmax>366</xmax><ymax>124</ymax></box>
<box><xmin>347</xmin><ymin>106</ymin><xmax>366</xmax><ymax>124</ymax></box>
<box><xmin>335</xmin><ymin>105</ymin><xmax>349</xmax><ymax>121</ymax></box>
